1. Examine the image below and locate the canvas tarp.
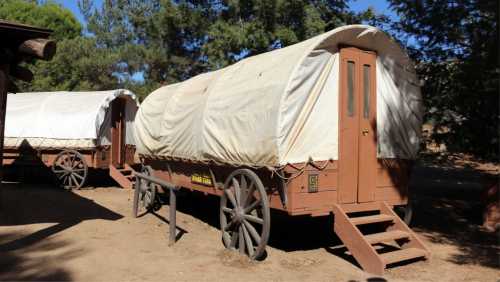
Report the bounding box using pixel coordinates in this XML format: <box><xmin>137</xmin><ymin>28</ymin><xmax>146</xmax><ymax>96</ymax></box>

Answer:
<box><xmin>5</xmin><ymin>89</ymin><xmax>138</xmax><ymax>148</ymax></box>
<box><xmin>134</xmin><ymin>24</ymin><xmax>423</xmax><ymax>167</ymax></box>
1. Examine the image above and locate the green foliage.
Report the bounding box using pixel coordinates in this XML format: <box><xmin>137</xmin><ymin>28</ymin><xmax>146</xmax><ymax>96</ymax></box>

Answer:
<box><xmin>0</xmin><ymin>0</ymin><xmax>81</xmax><ymax>40</ymax></box>
<box><xmin>388</xmin><ymin>0</ymin><xmax>499</xmax><ymax>160</ymax></box>
<box><xmin>78</xmin><ymin>0</ymin><xmax>367</xmax><ymax>85</ymax></box>
<box><xmin>20</xmin><ymin>37</ymin><xmax>122</xmax><ymax>92</ymax></box>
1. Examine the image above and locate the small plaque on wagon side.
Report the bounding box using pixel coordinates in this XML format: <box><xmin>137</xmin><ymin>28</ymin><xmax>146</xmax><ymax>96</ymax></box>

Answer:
<box><xmin>191</xmin><ymin>173</ymin><xmax>213</xmax><ymax>186</ymax></box>
<box><xmin>308</xmin><ymin>174</ymin><xmax>319</xmax><ymax>193</ymax></box>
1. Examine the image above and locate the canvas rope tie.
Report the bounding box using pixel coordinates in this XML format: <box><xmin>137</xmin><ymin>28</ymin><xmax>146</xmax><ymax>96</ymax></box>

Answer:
<box><xmin>271</xmin><ymin>158</ymin><xmax>333</xmax><ymax>182</ymax></box>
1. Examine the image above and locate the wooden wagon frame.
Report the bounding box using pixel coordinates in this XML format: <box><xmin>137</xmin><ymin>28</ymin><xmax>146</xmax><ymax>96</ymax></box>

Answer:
<box><xmin>133</xmin><ymin>25</ymin><xmax>430</xmax><ymax>275</ymax></box>
<box><xmin>3</xmin><ymin>90</ymin><xmax>137</xmax><ymax>189</ymax></box>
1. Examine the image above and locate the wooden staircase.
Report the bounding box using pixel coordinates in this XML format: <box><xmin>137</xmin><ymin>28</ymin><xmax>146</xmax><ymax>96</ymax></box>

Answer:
<box><xmin>332</xmin><ymin>202</ymin><xmax>430</xmax><ymax>275</ymax></box>
<box><xmin>109</xmin><ymin>164</ymin><xmax>136</xmax><ymax>189</ymax></box>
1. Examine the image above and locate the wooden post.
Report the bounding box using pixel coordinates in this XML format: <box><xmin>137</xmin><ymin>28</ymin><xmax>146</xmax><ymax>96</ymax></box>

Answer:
<box><xmin>0</xmin><ymin>65</ymin><xmax>9</xmax><ymax>211</ymax></box>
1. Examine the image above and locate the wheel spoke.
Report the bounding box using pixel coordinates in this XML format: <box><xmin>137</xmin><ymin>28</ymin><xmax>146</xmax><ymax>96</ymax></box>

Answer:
<box><xmin>221</xmin><ymin>207</ymin><xmax>233</xmax><ymax>214</ymax></box>
<box><xmin>244</xmin><ymin>214</ymin><xmax>264</xmax><ymax>225</ymax></box>
<box><xmin>229</xmin><ymin>230</ymin><xmax>238</xmax><ymax>248</ymax></box>
<box><xmin>71</xmin><ymin>174</ymin><xmax>80</xmax><ymax>187</ymax></box>
<box><xmin>241</xmin><ymin>224</ymin><xmax>254</xmax><ymax>257</ymax></box>
<box><xmin>224</xmin><ymin>189</ymin><xmax>238</xmax><ymax>207</ymax></box>
<box><xmin>224</xmin><ymin>218</ymin><xmax>236</xmax><ymax>231</ymax></box>
<box><xmin>242</xmin><ymin>182</ymin><xmax>255</xmax><ymax>207</ymax></box>
<box><xmin>222</xmin><ymin>231</ymin><xmax>231</xmax><ymax>245</ymax></box>
<box><xmin>244</xmin><ymin>199</ymin><xmax>260</xmax><ymax>214</ymax></box>
<box><xmin>238</xmin><ymin>226</ymin><xmax>244</xmax><ymax>254</ymax></box>
<box><xmin>68</xmin><ymin>155</ymin><xmax>75</xmax><ymax>168</ymax></box>
<box><xmin>73</xmin><ymin>173</ymin><xmax>84</xmax><ymax>180</ymax></box>
<box><xmin>232</xmin><ymin>178</ymin><xmax>241</xmax><ymax>206</ymax></box>
<box><xmin>67</xmin><ymin>174</ymin><xmax>72</xmax><ymax>187</ymax></box>
<box><xmin>240</xmin><ymin>175</ymin><xmax>247</xmax><ymax>204</ymax></box>
<box><xmin>243</xmin><ymin>219</ymin><xmax>261</xmax><ymax>245</ymax></box>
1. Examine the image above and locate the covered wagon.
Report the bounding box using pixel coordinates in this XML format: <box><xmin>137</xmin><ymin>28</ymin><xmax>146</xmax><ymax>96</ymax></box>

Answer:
<box><xmin>4</xmin><ymin>89</ymin><xmax>138</xmax><ymax>189</ymax></box>
<box><xmin>133</xmin><ymin>25</ymin><xmax>430</xmax><ymax>274</ymax></box>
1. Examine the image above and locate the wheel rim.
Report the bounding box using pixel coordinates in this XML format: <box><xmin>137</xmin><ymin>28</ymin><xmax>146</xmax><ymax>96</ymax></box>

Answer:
<box><xmin>394</xmin><ymin>201</ymin><xmax>413</xmax><ymax>226</ymax></box>
<box><xmin>220</xmin><ymin>169</ymin><xmax>270</xmax><ymax>260</ymax></box>
<box><xmin>52</xmin><ymin>150</ymin><xmax>88</xmax><ymax>189</ymax></box>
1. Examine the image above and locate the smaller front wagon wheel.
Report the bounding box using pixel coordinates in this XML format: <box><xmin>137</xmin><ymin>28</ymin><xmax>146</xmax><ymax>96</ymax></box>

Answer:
<box><xmin>52</xmin><ymin>149</ymin><xmax>88</xmax><ymax>190</ymax></box>
<box><xmin>220</xmin><ymin>169</ymin><xmax>271</xmax><ymax>260</ymax></box>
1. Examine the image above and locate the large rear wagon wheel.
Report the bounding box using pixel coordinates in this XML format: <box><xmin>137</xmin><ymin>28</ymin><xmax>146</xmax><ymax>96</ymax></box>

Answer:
<box><xmin>220</xmin><ymin>169</ymin><xmax>270</xmax><ymax>260</ymax></box>
<box><xmin>52</xmin><ymin>149</ymin><xmax>88</xmax><ymax>190</ymax></box>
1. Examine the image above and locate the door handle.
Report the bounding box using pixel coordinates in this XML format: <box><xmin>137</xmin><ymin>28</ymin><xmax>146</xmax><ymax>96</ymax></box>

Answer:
<box><xmin>362</xmin><ymin>129</ymin><xmax>369</xmax><ymax>136</ymax></box>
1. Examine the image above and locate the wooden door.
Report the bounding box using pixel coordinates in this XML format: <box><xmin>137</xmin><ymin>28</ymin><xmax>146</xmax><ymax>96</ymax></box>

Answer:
<box><xmin>338</xmin><ymin>47</ymin><xmax>377</xmax><ymax>203</ymax></box>
<box><xmin>111</xmin><ymin>98</ymin><xmax>126</xmax><ymax>167</ymax></box>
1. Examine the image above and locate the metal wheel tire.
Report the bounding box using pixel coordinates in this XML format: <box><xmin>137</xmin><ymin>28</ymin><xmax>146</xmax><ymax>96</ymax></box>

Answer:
<box><xmin>394</xmin><ymin>200</ymin><xmax>413</xmax><ymax>226</ymax></box>
<box><xmin>220</xmin><ymin>169</ymin><xmax>271</xmax><ymax>260</ymax></box>
<box><xmin>52</xmin><ymin>149</ymin><xmax>88</xmax><ymax>190</ymax></box>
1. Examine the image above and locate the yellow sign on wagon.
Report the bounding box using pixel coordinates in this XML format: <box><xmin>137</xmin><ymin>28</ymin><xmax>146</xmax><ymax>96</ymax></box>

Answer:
<box><xmin>191</xmin><ymin>173</ymin><xmax>213</xmax><ymax>186</ymax></box>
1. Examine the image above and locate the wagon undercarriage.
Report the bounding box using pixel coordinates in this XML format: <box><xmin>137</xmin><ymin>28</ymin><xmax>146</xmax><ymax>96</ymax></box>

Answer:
<box><xmin>133</xmin><ymin>157</ymin><xmax>429</xmax><ymax>275</ymax></box>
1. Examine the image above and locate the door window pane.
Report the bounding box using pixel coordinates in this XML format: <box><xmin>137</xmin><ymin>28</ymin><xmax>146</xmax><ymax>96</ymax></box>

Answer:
<box><xmin>363</xmin><ymin>64</ymin><xmax>370</xmax><ymax>118</ymax></box>
<box><xmin>347</xmin><ymin>61</ymin><xmax>355</xmax><ymax>117</ymax></box>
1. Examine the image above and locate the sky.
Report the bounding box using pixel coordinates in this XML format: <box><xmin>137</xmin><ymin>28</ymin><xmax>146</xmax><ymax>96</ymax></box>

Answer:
<box><xmin>54</xmin><ymin>0</ymin><xmax>398</xmax><ymax>27</ymax></box>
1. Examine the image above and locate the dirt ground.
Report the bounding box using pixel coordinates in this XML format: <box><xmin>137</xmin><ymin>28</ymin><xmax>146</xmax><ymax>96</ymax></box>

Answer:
<box><xmin>0</xmin><ymin>161</ymin><xmax>498</xmax><ymax>281</ymax></box>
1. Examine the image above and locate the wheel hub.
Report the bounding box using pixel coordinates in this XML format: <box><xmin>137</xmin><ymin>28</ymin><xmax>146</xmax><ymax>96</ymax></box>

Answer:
<box><xmin>233</xmin><ymin>207</ymin><xmax>245</xmax><ymax>223</ymax></box>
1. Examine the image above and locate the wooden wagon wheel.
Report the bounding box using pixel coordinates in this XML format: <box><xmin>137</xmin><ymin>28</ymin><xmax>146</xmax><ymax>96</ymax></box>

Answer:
<box><xmin>133</xmin><ymin>165</ymin><xmax>158</xmax><ymax>217</ymax></box>
<box><xmin>51</xmin><ymin>149</ymin><xmax>88</xmax><ymax>190</ymax></box>
<box><xmin>220</xmin><ymin>169</ymin><xmax>271</xmax><ymax>260</ymax></box>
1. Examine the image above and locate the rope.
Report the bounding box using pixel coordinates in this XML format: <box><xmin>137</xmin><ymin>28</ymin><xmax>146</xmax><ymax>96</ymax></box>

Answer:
<box><xmin>271</xmin><ymin>158</ymin><xmax>334</xmax><ymax>182</ymax></box>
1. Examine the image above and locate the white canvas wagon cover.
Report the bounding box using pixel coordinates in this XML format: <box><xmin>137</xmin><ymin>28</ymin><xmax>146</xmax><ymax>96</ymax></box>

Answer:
<box><xmin>5</xmin><ymin>89</ymin><xmax>138</xmax><ymax>148</ymax></box>
<box><xmin>135</xmin><ymin>25</ymin><xmax>423</xmax><ymax>167</ymax></box>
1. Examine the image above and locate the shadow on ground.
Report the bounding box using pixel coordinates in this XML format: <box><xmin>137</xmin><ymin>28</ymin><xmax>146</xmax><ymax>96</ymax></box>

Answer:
<box><xmin>410</xmin><ymin>165</ymin><xmax>499</xmax><ymax>269</ymax></box>
<box><xmin>0</xmin><ymin>182</ymin><xmax>123</xmax><ymax>281</ymax></box>
<box><xmin>150</xmin><ymin>162</ymin><xmax>499</xmax><ymax>270</ymax></box>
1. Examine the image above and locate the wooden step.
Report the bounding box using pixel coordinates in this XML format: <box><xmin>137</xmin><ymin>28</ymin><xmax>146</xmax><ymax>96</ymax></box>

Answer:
<box><xmin>109</xmin><ymin>164</ymin><xmax>134</xmax><ymax>189</ymax></box>
<box><xmin>333</xmin><ymin>203</ymin><xmax>430</xmax><ymax>275</ymax></box>
<box><xmin>350</xmin><ymin>214</ymin><xmax>394</xmax><ymax>225</ymax></box>
<box><xmin>381</xmin><ymin>248</ymin><xmax>427</xmax><ymax>265</ymax></box>
<box><xmin>365</xmin><ymin>230</ymin><xmax>409</xmax><ymax>244</ymax></box>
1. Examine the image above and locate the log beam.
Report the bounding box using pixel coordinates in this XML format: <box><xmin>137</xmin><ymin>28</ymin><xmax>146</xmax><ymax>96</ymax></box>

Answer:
<box><xmin>18</xmin><ymin>38</ymin><xmax>56</xmax><ymax>60</ymax></box>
